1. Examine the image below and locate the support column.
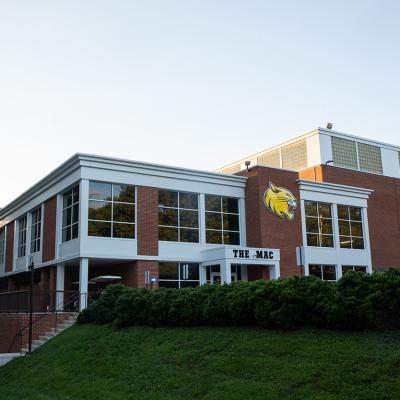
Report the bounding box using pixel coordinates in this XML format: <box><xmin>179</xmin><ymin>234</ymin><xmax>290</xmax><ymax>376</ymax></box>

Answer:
<box><xmin>269</xmin><ymin>262</ymin><xmax>280</xmax><ymax>280</ymax></box>
<box><xmin>199</xmin><ymin>264</ymin><xmax>207</xmax><ymax>285</ymax></box>
<box><xmin>56</xmin><ymin>264</ymin><xmax>65</xmax><ymax>311</ymax></box>
<box><xmin>79</xmin><ymin>258</ymin><xmax>89</xmax><ymax>311</ymax></box>
<box><xmin>220</xmin><ymin>260</ymin><xmax>231</xmax><ymax>284</ymax></box>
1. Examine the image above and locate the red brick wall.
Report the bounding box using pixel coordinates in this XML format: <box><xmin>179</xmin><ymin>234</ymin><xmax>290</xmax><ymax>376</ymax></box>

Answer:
<box><xmin>42</xmin><ymin>196</ymin><xmax>57</xmax><ymax>262</ymax></box>
<box><xmin>239</xmin><ymin>166</ymin><xmax>303</xmax><ymax>277</ymax></box>
<box><xmin>134</xmin><ymin>260</ymin><xmax>159</xmax><ymax>288</ymax></box>
<box><xmin>298</xmin><ymin>165</ymin><xmax>324</xmax><ymax>182</ymax></box>
<box><xmin>5</xmin><ymin>221</ymin><xmax>14</xmax><ymax>273</ymax></box>
<box><xmin>0</xmin><ymin>313</ymin><xmax>75</xmax><ymax>353</ymax></box>
<box><xmin>137</xmin><ymin>187</ymin><xmax>159</xmax><ymax>256</ymax></box>
<box><xmin>318</xmin><ymin>165</ymin><xmax>400</xmax><ymax>270</ymax></box>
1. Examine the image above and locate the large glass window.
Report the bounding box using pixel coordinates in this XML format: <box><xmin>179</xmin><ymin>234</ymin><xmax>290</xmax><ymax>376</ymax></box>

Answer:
<box><xmin>62</xmin><ymin>184</ymin><xmax>80</xmax><ymax>242</ymax></box>
<box><xmin>342</xmin><ymin>265</ymin><xmax>367</xmax><ymax>275</ymax></box>
<box><xmin>88</xmin><ymin>181</ymin><xmax>135</xmax><ymax>239</ymax></box>
<box><xmin>17</xmin><ymin>216</ymin><xmax>27</xmax><ymax>258</ymax></box>
<box><xmin>304</xmin><ymin>201</ymin><xmax>334</xmax><ymax>247</ymax></box>
<box><xmin>30</xmin><ymin>208</ymin><xmax>42</xmax><ymax>253</ymax></box>
<box><xmin>158</xmin><ymin>190</ymin><xmax>199</xmax><ymax>243</ymax></box>
<box><xmin>205</xmin><ymin>195</ymin><xmax>240</xmax><ymax>245</ymax></box>
<box><xmin>337</xmin><ymin>205</ymin><xmax>364</xmax><ymax>249</ymax></box>
<box><xmin>309</xmin><ymin>264</ymin><xmax>337</xmax><ymax>281</ymax></box>
<box><xmin>158</xmin><ymin>262</ymin><xmax>200</xmax><ymax>288</ymax></box>
<box><xmin>0</xmin><ymin>228</ymin><xmax>5</xmax><ymax>265</ymax></box>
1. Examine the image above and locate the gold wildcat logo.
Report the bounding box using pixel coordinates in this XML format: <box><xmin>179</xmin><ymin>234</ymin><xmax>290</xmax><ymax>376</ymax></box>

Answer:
<box><xmin>264</xmin><ymin>182</ymin><xmax>297</xmax><ymax>220</ymax></box>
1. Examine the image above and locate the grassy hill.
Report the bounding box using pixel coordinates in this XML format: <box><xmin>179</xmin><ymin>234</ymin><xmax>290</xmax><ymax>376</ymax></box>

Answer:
<box><xmin>0</xmin><ymin>324</ymin><xmax>400</xmax><ymax>399</ymax></box>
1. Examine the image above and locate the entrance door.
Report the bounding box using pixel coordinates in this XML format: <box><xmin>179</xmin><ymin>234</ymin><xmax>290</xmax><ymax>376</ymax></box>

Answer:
<box><xmin>210</xmin><ymin>272</ymin><xmax>237</xmax><ymax>283</ymax></box>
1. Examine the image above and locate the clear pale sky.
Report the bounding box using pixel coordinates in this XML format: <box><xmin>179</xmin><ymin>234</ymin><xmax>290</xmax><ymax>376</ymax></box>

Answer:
<box><xmin>1</xmin><ymin>1</ymin><xmax>399</xmax><ymax>207</ymax></box>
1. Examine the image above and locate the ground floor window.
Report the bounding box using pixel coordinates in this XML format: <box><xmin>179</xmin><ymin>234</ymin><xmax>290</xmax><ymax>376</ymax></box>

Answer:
<box><xmin>342</xmin><ymin>265</ymin><xmax>367</xmax><ymax>274</ymax></box>
<box><xmin>158</xmin><ymin>262</ymin><xmax>199</xmax><ymax>288</ymax></box>
<box><xmin>309</xmin><ymin>264</ymin><xmax>337</xmax><ymax>281</ymax></box>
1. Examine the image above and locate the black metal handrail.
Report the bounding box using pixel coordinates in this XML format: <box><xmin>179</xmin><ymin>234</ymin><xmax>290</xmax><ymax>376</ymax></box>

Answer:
<box><xmin>0</xmin><ymin>290</ymin><xmax>80</xmax><ymax>313</ymax></box>
<box><xmin>7</xmin><ymin>292</ymin><xmax>82</xmax><ymax>354</ymax></box>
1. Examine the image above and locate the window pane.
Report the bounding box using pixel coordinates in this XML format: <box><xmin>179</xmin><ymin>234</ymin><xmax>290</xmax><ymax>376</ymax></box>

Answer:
<box><xmin>180</xmin><ymin>228</ymin><xmax>199</xmax><ymax>243</ymax></box>
<box><xmin>88</xmin><ymin>221</ymin><xmax>111</xmax><ymax>237</ymax></box>
<box><xmin>181</xmin><ymin>281</ymin><xmax>199</xmax><ymax>288</ymax></box>
<box><xmin>72</xmin><ymin>204</ymin><xmax>79</xmax><ymax>224</ymax></box>
<box><xmin>89</xmin><ymin>181</ymin><xmax>112</xmax><ymax>201</ymax></box>
<box><xmin>206</xmin><ymin>230</ymin><xmax>222</xmax><ymax>244</ymax></box>
<box><xmin>159</xmin><ymin>263</ymin><xmax>179</xmax><ymax>279</ymax></box>
<box><xmin>306</xmin><ymin>217</ymin><xmax>318</xmax><ymax>233</ymax></box>
<box><xmin>354</xmin><ymin>266</ymin><xmax>367</xmax><ymax>273</ymax></box>
<box><xmin>339</xmin><ymin>220</ymin><xmax>350</xmax><ymax>236</ymax></box>
<box><xmin>179</xmin><ymin>210</ymin><xmax>198</xmax><ymax>228</ymax></box>
<box><xmin>62</xmin><ymin>227</ymin><xmax>71</xmax><ymax>242</ymax></box>
<box><xmin>63</xmin><ymin>190</ymin><xmax>73</xmax><ymax>208</ymax></box>
<box><xmin>179</xmin><ymin>192</ymin><xmax>198</xmax><ymax>210</ymax></box>
<box><xmin>89</xmin><ymin>201</ymin><xmax>112</xmax><ymax>221</ymax></box>
<box><xmin>72</xmin><ymin>223</ymin><xmax>79</xmax><ymax>239</ymax></box>
<box><xmin>321</xmin><ymin>235</ymin><xmax>334</xmax><ymax>248</ymax></box>
<box><xmin>318</xmin><ymin>203</ymin><xmax>332</xmax><ymax>218</ymax></box>
<box><xmin>205</xmin><ymin>212</ymin><xmax>222</xmax><ymax>230</ymax></box>
<box><xmin>113</xmin><ymin>203</ymin><xmax>135</xmax><ymax>223</ymax></box>
<box><xmin>223</xmin><ymin>213</ymin><xmax>239</xmax><ymax>231</ymax></box>
<box><xmin>159</xmin><ymin>280</ymin><xmax>179</xmax><ymax>289</ymax></box>
<box><xmin>222</xmin><ymin>198</ymin><xmax>239</xmax><ymax>214</ymax></box>
<box><xmin>113</xmin><ymin>223</ymin><xmax>135</xmax><ymax>239</ymax></box>
<box><xmin>158</xmin><ymin>190</ymin><xmax>178</xmax><ymax>208</ymax></box>
<box><xmin>113</xmin><ymin>184</ymin><xmax>135</xmax><ymax>203</ymax></box>
<box><xmin>205</xmin><ymin>195</ymin><xmax>221</xmax><ymax>212</ymax></box>
<box><xmin>159</xmin><ymin>208</ymin><xmax>178</xmax><ymax>227</ymax></box>
<box><xmin>180</xmin><ymin>263</ymin><xmax>200</xmax><ymax>280</ymax></box>
<box><xmin>342</xmin><ymin>265</ymin><xmax>353</xmax><ymax>275</ymax></box>
<box><xmin>73</xmin><ymin>185</ymin><xmax>79</xmax><ymax>203</ymax></box>
<box><xmin>337</xmin><ymin>205</ymin><xmax>349</xmax><ymax>220</ymax></box>
<box><xmin>223</xmin><ymin>231</ymin><xmax>240</xmax><ymax>245</ymax></box>
<box><xmin>340</xmin><ymin>236</ymin><xmax>351</xmax><ymax>248</ymax></box>
<box><xmin>309</xmin><ymin>264</ymin><xmax>322</xmax><ymax>278</ymax></box>
<box><xmin>62</xmin><ymin>208</ymin><xmax>71</xmax><ymax>227</ymax></box>
<box><xmin>188</xmin><ymin>263</ymin><xmax>199</xmax><ymax>280</ymax></box>
<box><xmin>159</xmin><ymin>226</ymin><xmax>178</xmax><ymax>241</ymax></box>
<box><xmin>352</xmin><ymin>237</ymin><xmax>364</xmax><ymax>249</ymax></box>
<box><xmin>305</xmin><ymin>201</ymin><xmax>318</xmax><ymax>217</ymax></box>
<box><xmin>350</xmin><ymin>222</ymin><xmax>363</xmax><ymax>237</ymax></box>
<box><xmin>322</xmin><ymin>265</ymin><xmax>336</xmax><ymax>281</ymax></box>
<box><xmin>320</xmin><ymin>219</ymin><xmax>333</xmax><ymax>234</ymax></box>
<box><xmin>349</xmin><ymin>207</ymin><xmax>362</xmax><ymax>221</ymax></box>
<box><xmin>307</xmin><ymin>233</ymin><xmax>319</xmax><ymax>247</ymax></box>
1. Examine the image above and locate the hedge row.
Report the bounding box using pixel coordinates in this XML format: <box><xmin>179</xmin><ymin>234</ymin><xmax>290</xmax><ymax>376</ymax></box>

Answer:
<box><xmin>77</xmin><ymin>270</ymin><xmax>400</xmax><ymax>330</ymax></box>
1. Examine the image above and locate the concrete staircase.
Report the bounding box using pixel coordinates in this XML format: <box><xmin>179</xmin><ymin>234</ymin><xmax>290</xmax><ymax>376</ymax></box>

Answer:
<box><xmin>21</xmin><ymin>313</ymin><xmax>78</xmax><ymax>354</ymax></box>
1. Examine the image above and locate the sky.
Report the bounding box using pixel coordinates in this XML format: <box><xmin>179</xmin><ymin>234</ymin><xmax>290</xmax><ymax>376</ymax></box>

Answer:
<box><xmin>1</xmin><ymin>0</ymin><xmax>399</xmax><ymax>206</ymax></box>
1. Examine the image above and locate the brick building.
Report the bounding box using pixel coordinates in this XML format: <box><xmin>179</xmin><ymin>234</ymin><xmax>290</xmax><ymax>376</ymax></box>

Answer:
<box><xmin>0</xmin><ymin>127</ymin><xmax>399</xmax><ymax>310</ymax></box>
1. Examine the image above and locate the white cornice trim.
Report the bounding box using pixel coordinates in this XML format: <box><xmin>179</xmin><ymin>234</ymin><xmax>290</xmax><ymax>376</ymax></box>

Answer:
<box><xmin>0</xmin><ymin>153</ymin><xmax>247</xmax><ymax>220</ymax></box>
<box><xmin>297</xmin><ymin>179</ymin><xmax>374</xmax><ymax>199</ymax></box>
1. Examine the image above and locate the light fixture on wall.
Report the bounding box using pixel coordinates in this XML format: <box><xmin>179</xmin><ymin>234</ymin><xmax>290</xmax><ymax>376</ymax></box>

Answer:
<box><xmin>245</xmin><ymin>161</ymin><xmax>251</xmax><ymax>171</ymax></box>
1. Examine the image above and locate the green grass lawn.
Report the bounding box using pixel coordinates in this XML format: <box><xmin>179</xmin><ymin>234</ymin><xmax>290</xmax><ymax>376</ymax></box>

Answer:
<box><xmin>1</xmin><ymin>325</ymin><xmax>400</xmax><ymax>400</ymax></box>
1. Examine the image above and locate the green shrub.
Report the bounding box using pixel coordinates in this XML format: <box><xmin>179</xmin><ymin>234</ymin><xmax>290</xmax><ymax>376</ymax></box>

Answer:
<box><xmin>77</xmin><ymin>270</ymin><xmax>400</xmax><ymax>331</ymax></box>
<box><xmin>77</xmin><ymin>284</ymin><xmax>130</xmax><ymax>325</ymax></box>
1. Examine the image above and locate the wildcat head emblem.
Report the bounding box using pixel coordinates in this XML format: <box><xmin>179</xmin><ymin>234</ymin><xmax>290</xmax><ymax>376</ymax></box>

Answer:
<box><xmin>264</xmin><ymin>182</ymin><xmax>297</xmax><ymax>220</ymax></box>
